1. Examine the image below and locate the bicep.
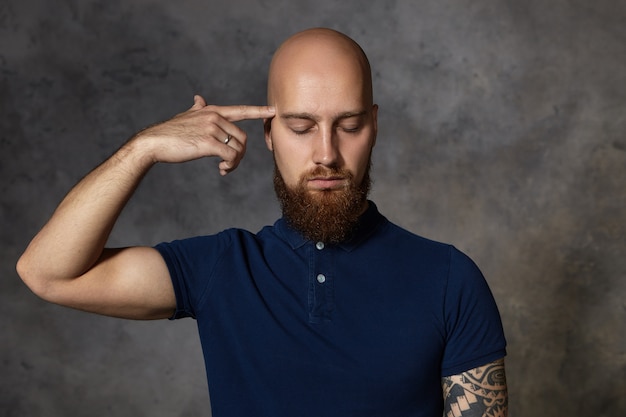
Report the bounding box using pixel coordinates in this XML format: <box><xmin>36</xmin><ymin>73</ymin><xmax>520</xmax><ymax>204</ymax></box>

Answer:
<box><xmin>46</xmin><ymin>246</ymin><xmax>176</xmax><ymax>320</ymax></box>
<box><xmin>442</xmin><ymin>358</ymin><xmax>508</xmax><ymax>417</ymax></box>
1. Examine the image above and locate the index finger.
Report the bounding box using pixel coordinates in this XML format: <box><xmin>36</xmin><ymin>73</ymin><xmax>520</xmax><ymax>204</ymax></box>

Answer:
<box><xmin>209</xmin><ymin>105</ymin><xmax>275</xmax><ymax>122</ymax></box>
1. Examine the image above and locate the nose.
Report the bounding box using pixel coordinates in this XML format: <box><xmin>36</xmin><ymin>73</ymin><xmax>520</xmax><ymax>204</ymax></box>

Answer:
<box><xmin>312</xmin><ymin>127</ymin><xmax>340</xmax><ymax>167</ymax></box>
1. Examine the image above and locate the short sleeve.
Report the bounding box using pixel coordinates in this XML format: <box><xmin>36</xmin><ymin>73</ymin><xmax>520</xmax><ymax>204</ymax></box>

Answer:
<box><xmin>440</xmin><ymin>246</ymin><xmax>507</xmax><ymax>376</ymax></box>
<box><xmin>155</xmin><ymin>232</ymin><xmax>234</xmax><ymax>320</ymax></box>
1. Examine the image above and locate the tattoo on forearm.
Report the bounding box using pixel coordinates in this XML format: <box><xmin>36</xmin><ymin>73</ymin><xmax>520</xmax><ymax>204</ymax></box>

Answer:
<box><xmin>442</xmin><ymin>359</ymin><xmax>508</xmax><ymax>417</ymax></box>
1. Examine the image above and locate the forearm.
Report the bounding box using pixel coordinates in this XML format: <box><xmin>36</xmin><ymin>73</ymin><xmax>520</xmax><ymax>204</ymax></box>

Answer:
<box><xmin>17</xmin><ymin>98</ymin><xmax>274</xmax><ymax>308</ymax></box>
<box><xmin>17</xmin><ymin>137</ymin><xmax>155</xmax><ymax>292</ymax></box>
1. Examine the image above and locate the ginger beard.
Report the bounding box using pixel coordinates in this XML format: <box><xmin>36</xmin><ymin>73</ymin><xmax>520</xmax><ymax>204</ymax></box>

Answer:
<box><xmin>273</xmin><ymin>160</ymin><xmax>372</xmax><ymax>244</ymax></box>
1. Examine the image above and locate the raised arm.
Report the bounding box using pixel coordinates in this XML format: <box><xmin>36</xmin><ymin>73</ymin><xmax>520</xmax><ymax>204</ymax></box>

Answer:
<box><xmin>16</xmin><ymin>96</ymin><xmax>274</xmax><ymax>319</ymax></box>
<box><xmin>442</xmin><ymin>358</ymin><xmax>508</xmax><ymax>417</ymax></box>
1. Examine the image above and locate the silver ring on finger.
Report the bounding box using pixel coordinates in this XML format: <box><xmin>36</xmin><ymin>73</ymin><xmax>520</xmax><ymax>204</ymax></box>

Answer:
<box><xmin>224</xmin><ymin>134</ymin><xmax>232</xmax><ymax>144</ymax></box>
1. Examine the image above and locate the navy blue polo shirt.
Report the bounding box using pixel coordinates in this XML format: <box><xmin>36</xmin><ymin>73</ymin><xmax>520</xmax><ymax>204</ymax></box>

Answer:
<box><xmin>155</xmin><ymin>201</ymin><xmax>506</xmax><ymax>417</ymax></box>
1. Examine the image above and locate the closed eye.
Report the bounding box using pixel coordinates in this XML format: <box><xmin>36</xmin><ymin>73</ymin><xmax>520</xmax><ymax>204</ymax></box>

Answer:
<box><xmin>337</xmin><ymin>113</ymin><xmax>366</xmax><ymax>133</ymax></box>
<box><xmin>284</xmin><ymin>118</ymin><xmax>316</xmax><ymax>135</ymax></box>
<box><xmin>339</xmin><ymin>124</ymin><xmax>361</xmax><ymax>133</ymax></box>
<box><xmin>291</xmin><ymin>126</ymin><xmax>314</xmax><ymax>135</ymax></box>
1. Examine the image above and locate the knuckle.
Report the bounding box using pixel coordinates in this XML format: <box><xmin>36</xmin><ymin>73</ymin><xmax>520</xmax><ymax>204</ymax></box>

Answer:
<box><xmin>205</xmin><ymin>112</ymin><xmax>220</xmax><ymax>123</ymax></box>
<box><xmin>225</xmin><ymin>146</ymin><xmax>238</xmax><ymax>159</ymax></box>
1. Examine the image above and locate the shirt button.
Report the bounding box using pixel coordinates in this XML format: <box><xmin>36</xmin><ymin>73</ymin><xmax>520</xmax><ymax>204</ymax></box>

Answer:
<box><xmin>316</xmin><ymin>241</ymin><xmax>325</xmax><ymax>250</ymax></box>
<box><xmin>317</xmin><ymin>274</ymin><xmax>326</xmax><ymax>284</ymax></box>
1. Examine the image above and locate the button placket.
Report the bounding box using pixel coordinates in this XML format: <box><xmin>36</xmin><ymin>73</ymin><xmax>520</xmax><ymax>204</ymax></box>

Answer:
<box><xmin>308</xmin><ymin>242</ymin><xmax>334</xmax><ymax>323</ymax></box>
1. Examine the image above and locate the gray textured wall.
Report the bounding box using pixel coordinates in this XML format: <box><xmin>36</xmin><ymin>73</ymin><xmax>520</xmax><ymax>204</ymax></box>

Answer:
<box><xmin>2</xmin><ymin>0</ymin><xmax>625</xmax><ymax>416</ymax></box>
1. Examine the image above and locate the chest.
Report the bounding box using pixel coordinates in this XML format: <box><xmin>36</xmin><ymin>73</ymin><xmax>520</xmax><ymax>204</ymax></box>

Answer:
<box><xmin>204</xmin><ymin>241</ymin><xmax>447</xmax><ymax>378</ymax></box>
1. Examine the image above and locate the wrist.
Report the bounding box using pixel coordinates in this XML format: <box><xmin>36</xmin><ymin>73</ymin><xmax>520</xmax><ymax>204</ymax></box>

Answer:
<box><xmin>120</xmin><ymin>132</ymin><xmax>161</xmax><ymax>169</ymax></box>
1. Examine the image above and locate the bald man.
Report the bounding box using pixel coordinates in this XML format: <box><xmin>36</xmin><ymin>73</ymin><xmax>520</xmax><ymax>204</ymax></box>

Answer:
<box><xmin>18</xmin><ymin>28</ymin><xmax>507</xmax><ymax>416</ymax></box>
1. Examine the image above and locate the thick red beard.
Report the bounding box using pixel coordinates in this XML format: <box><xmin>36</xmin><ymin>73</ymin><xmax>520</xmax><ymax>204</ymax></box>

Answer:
<box><xmin>274</xmin><ymin>162</ymin><xmax>371</xmax><ymax>244</ymax></box>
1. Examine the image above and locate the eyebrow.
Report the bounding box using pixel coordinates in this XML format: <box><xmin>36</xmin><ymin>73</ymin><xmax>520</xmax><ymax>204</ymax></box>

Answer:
<box><xmin>280</xmin><ymin>111</ymin><xmax>367</xmax><ymax>122</ymax></box>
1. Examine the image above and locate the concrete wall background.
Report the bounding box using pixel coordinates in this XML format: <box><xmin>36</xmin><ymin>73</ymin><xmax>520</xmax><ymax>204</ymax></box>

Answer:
<box><xmin>2</xmin><ymin>0</ymin><xmax>625</xmax><ymax>416</ymax></box>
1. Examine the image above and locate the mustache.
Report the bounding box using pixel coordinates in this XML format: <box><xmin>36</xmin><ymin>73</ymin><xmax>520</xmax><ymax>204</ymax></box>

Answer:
<box><xmin>303</xmin><ymin>166</ymin><xmax>353</xmax><ymax>181</ymax></box>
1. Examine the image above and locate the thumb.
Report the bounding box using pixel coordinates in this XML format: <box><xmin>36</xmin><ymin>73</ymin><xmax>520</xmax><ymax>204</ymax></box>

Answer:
<box><xmin>190</xmin><ymin>95</ymin><xmax>207</xmax><ymax>110</ymax></box>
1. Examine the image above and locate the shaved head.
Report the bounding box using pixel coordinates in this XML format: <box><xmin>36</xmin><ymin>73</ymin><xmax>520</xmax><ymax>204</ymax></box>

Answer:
<box><xmin>267</xmin><ymin>28</ymin><xmax>373</xmax><ymax>108</ymax></box>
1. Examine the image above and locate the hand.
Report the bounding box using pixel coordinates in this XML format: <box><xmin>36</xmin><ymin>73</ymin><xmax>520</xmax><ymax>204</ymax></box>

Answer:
<box><xmin>134</xmin><ymin>95</ymin><xmax>275</xmax><ymax>175</ymax></box>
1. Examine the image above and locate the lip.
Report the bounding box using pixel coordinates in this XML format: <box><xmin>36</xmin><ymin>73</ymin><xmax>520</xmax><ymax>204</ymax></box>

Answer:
<box><xmin>307</xmin><ymin>177</ymin><xmax>347</xmax><ymax>190</ymax></box>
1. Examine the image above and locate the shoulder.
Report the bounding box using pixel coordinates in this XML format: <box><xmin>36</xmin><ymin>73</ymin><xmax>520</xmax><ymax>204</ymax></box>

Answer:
<box><xmin>154</xmin><ymin>227</ymin><xmax>263</xmax><ymax>258</ymax></box>
<box><xmin>373</xmin><ymin>216</ymin><xmax>462</xmax><ymax>266</ymax></box>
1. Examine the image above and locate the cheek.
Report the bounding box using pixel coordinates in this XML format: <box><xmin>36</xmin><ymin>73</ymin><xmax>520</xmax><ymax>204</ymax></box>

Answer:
<box><xmin>272</xmin><ymin>141</ymin><xmax>306</xmax><ymax>186</ymax></box>
<box><xmin>272</xmin><ymin>127</ymin><xmax>311</xmax><ymax>162</ymax></box>
<box><xmin>346</xmin><ymin>139</ymin><xmax>373</xmax><ymax>166</ymax></box>
<box><xmin>345</xmin><ymin>143</ymin><xmax>374</xmax><ymax>182</ymax></box>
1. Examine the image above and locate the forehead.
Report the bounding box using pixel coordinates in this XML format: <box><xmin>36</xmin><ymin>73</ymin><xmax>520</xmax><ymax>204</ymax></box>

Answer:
<box><xmin>272</xmin><ymin>59</ymin><xmax>368</xmax><ymax>115</ymax></box>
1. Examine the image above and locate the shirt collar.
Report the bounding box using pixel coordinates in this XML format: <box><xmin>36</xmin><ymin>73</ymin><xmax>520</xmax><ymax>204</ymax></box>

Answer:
<box><xmin>275</xmin><ymin>200</ymin><xmax>386</xmax><ymax>252</ymax></box>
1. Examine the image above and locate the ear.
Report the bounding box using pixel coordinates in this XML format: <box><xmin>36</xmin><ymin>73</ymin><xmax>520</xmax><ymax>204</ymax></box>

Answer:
<box><xmin>263</xmin><ymin>118</ymin><xmax>274</xmax><ymax>151</ymax></box>
<box><xmin>371</xmin><ymin>104</ymin><xmax>379</xmax><ymax>147</ymax></box>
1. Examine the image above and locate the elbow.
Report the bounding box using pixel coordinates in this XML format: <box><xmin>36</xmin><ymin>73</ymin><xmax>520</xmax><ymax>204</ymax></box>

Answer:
<box><xmin>16</xmin><ymin>252</ymin><xmax>32</xmax><ymax>287</ymax></box>
<box><xmin>16</xmin><ymin>253</ymin><xmax>54</xmax><ymax>302</ymax></box>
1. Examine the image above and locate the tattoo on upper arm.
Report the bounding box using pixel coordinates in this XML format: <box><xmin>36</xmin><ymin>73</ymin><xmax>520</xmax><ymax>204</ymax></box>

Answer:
<box><xmin>442</xmin><ymin>359</ymin><xmax>508</xmax><ymax>417</ymax></box>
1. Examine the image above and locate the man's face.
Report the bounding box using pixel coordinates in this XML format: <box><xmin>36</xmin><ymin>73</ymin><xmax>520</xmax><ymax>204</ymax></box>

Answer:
<box><xmin>265</xmin><ymin>56</ymin><xmax>378</xmax><ymax>201</ymax></box>
<box><xmin>264</xmin><ymin>41</ymin><xmax>378</xmax><ymax>242</ymax></box>
<box><xmin>266</xmin><ymin>65</ymin><xmax>377</xmax><ymax>193</ymax></box>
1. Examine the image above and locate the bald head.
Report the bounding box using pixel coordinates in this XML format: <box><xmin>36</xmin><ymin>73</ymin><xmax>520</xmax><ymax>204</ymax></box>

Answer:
<box><xmin>267</xmin><ymin>28</ymin><xmax>373</xmax><ymax>108</ymax></box>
